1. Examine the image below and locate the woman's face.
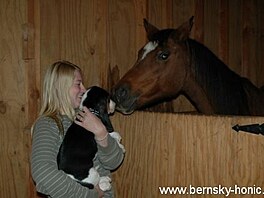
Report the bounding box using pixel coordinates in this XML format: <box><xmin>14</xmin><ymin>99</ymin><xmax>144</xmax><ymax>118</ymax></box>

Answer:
<box><xmin>69</xmin><ymin>70</ymin><xmax>86</xmax><ymax>109</ymax></box>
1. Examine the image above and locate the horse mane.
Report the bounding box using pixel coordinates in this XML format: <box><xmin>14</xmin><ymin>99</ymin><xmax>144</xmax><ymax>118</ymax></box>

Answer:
<box><xmin>187</xmin><ymin>39</ymin><xmax>250</xmax><ymax>115</ymax></box>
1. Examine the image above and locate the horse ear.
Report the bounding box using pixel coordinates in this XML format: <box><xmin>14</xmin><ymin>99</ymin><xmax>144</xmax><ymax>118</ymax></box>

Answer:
<box><xmin>143</xmin><ymin>18</ymin><xmax>159</xmax><ymax>40</ymax></box>
<box><xmin>171</xmin><ymin>16</ymin><xmax>194</xmax><ymax>41</ymax></box>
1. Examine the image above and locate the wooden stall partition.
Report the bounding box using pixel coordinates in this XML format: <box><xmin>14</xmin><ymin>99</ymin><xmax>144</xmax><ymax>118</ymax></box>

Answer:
<box><xmin>0</xmin><ymin>0</ymin><xmax>36</xmax><ymax>197</ymax></box>
<box><xmin>111</xmin><ymin>112</ymin><xmax>264</xmax><ymax>197</ymax></box>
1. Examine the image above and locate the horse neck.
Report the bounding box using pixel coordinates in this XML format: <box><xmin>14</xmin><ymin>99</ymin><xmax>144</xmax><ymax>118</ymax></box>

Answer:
<box><xmin>184</xmin><ymin>39</ymin><xmax>250</xmax><ymax>115</ymax></box>
<box><xmin>183</xmin><ymin>74</ymin><xmax>215</xmax><ymax>114</ymax></box>
<box><xmin>181</xmin><ymin>39</ymin><xmax>219</xmax><ymax>114</ymax></box>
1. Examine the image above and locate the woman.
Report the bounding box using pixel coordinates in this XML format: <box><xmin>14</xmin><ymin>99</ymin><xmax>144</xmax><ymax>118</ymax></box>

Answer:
<box><xmin>31</xmin><ymin>60</ymin><xmax>124</xmax><ymax>197</ymax></box>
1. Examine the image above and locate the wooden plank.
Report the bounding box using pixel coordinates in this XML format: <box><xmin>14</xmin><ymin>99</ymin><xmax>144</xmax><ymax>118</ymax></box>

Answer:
<box><xmin>241</xmin><ymin>0</ymin><xmax>262</xmax><ymax>87</ymax></box>
<box><xmin>228</xmin><ymin>0</ymin><xmax>242</xmax><ymax>75</ymax></box>
<box><xmin>218</xmin><ymin>0</ymin><xmax>229</xmax><ymax>64</ymax></box>
<box><xmin>193</xmin><ymin>0</ymin><xmax>204</xmax><ymax>43</ymax></box>
<box><xmin>256</xmin><ymin>0</ymin><xmax>264</xmax><ymax>86</ymax></box>
<box><xmin>0</xmin><ymin>0</ymin><xmax>31</xmax><ymax>197</ymax></box>
<box><xmin>204</xmin><ymin>0</ymin><xmax>220</xmax><ymax>56</ymax></box>
<box><xmin>108</xmin><ymin>0</ymin><xmax>146</xmax><ymax>76</ymax></box>
<box><xmin>57</xmin><ymin>0</ymin><xmax>98</xmax><ymax>85</ymax></box>
<box><xmin>26</xmin><ymin>0</ymin><xmax>41</xmax><ymax>197</ymax></box>
<box><xmin>24</xmin><ymin>1</ymin><xmax>41</xmax><ymax>129</ymax></box>
<box><xmin>241</xmin><ymin>0</ymin><xmax>251</xmax><ymax>77</ymax></box>
<box><xmin>39</xmin><ymin>0</ymin><xmax>61</xmax><ymax>80</ymax></box>
<box><xmin>147</xmin><ymin>0</ymin><xmax>174</xmax><ymax>27</ymax></box>
<box><xmin>106</xmin><ymin>0</ymin><xmax>147</xmax><ymax>90</ymax></box>
<box><xmin>171</xmin><ymin>0</ymin><xmax>195</xmax><ymax>28</ymax></box>
<box><xmin>112</xmin><ymin>112</ymin><xmax>264</xmax><ymax>197</ymax></box>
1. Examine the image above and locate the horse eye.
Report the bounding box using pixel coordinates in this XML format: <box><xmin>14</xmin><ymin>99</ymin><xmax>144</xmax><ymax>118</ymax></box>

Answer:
<box><xmin>158</xmin><ymin>51</ymin><xmax>170</xmax><ymax>60</ymax></box>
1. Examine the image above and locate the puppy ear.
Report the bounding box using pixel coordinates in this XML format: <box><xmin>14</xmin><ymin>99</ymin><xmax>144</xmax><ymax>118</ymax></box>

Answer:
<box><xmin>100</xmin><ymin>113</ymin><xmax>114</xmax><ymax>132</ymax></box>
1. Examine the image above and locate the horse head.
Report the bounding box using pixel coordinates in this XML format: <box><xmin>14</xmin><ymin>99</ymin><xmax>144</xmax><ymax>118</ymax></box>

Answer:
<box><xmin>111</xmin><ymin>17</ymin><xmax>194</xmax><ymax>114</ymax></box>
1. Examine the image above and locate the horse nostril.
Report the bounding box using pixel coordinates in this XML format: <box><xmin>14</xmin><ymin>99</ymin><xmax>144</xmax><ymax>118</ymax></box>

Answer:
<box><xmin>118</xmin><ymin>87</ymin><xmax>127</xmax><ymax>98</ymax></box>
<box><xmin>113</xmin><ymin>85</ymin><xmax>129</xmax><ymax>103</ymax></box>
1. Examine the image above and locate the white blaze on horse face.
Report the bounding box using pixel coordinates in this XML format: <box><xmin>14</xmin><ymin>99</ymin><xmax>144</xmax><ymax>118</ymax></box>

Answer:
<box><xmin>141</xmin><ymin>41</ymin><xmax>158</xmax><ymax>60</ymax></box>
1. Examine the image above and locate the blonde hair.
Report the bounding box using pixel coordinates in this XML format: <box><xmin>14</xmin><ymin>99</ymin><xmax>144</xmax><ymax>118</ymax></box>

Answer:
<box><xmin>31</xmin><ymin>60</ymin><xmax>82</xmax><ymax>136</ymax></box>
<box><xmin>40</xmin><ymin>60</ymin><xmax>82</xmax><ymax>121</ymax></box>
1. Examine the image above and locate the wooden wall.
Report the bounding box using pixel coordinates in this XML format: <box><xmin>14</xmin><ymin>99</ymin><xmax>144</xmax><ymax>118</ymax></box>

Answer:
<box><xmin>111</xmin><ymin>112</ymin><xmax>264</xmax><ymax>197</ymax></box>
<box><xmin>0</xmin><ymin>0</ymin><xmax>263</xmax><ymax>197</ymax></box>
<box><xmin>0</xmin><ymin>0</ymin><xmax>33</xmax><ymax>197</ymax></box>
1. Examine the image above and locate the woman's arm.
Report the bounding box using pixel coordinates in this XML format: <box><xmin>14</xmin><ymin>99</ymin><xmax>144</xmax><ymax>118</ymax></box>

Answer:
<box><xmin>96</xmin><ymin>135</ymin><xmax>125</xmax><ymax>170</ymax></box>
<box><xmin>75</xmin><ymin>107</ymin><xmax>125</xmax><ymax>170</ymax></box>
<box><xmin>31</xmin><ymin>117</ymin><xmax>98</xmax><ymax>198</ymax></box>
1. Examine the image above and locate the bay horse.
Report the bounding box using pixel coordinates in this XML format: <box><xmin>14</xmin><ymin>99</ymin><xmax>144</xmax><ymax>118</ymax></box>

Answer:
<box><xmin>111</xmin><ymin>17</ymin><xmax>264</xmax><ymax>116</ymax></box>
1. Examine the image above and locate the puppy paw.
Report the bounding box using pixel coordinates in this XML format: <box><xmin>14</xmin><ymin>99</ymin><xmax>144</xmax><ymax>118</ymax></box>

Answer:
<box><xmin>82</xmin><ymin>167</ymin><xmax>100</xmax><ymax>186</ymax></box>
<box><xmin>99</xmin><ymin>176</ymin><xmax>112</xmax><ymax>191</ymax></box>
<box><xmin>110</xmin><ymin>132</ymin><xmax>126</xmax><ymax>153</ymax></box>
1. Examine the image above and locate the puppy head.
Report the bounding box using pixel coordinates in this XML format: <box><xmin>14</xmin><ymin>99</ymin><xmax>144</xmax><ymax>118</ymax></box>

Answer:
<box><xmin>80</xmin><ymin>86</ymin><xmax>116</xmax><ymax>132</ymax></box>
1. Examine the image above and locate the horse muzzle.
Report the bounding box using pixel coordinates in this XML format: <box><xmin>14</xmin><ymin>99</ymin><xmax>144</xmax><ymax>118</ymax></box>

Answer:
<box><xmin>111</xmin><ymin>84</ymin><xmax>139</xmax><ymax>114</ymax></box>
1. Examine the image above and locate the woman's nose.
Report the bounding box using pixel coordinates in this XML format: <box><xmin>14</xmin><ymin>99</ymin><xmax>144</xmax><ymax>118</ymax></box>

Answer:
<box><xmin>81</xmin><ymin>83</ymin><xmax>86</xmax><ymax>92</ymax></box>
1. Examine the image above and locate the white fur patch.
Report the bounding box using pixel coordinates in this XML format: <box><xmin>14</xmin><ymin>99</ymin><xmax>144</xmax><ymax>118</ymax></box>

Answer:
<box><xmin>99</xmin><ymin>176</ymin><xmax>112</xmax><ymax>191</ymax></box>
<box><xmin>110</xmin><ymin>131</ymin><xmax>126</xmax><ymax>153</ymax></box>
<box><xmin>79</xmin><ymin>88</ymin><xmax>91</xmax><ymax>110</ymax></box>
<box><xmin>141</xmin><ymin>41</ymin><xmax>158</xmax><ymax>60</ymax></box>
<box><xmin>82</xmin><ymin>167</ymin><xmax>100</xmax><ymax>185</ymax></box>
<box><xmin>68</xmin><ymin>167</ymin><xmax>112</xmax><ymax>191</ymax></box>
<box><xmin>108</xmin><ymin>99</ymin><xmax>116</xmax><ymax>114</ymax></box>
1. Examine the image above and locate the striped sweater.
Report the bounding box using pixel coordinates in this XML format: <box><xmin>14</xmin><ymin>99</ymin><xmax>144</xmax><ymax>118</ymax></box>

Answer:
<box><xmin>31</xmin><ymin>115</ymin><xmax>124</xmax><ymax>198</ymax></box>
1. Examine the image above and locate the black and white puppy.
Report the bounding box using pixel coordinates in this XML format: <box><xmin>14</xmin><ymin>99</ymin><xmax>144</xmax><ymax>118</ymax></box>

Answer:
<box><xmin>57</xmin><ymin>86</ymin><xmax>124</xmax><ymax>191</ymax></box>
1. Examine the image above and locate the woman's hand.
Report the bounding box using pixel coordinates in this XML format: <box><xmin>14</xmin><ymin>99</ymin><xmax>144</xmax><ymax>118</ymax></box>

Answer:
<box><xmin>75</xmin><ymin>107</ymin><xmax>108</xmax><ymax>147</ymax></box>
<box><xmin>95</xmin><ymin>185</ymin><xmax>104</xmax><ymax>198</ymax></box>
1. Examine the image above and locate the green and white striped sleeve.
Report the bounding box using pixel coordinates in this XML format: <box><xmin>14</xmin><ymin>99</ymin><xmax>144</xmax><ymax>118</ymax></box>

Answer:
<box><xmin>31</xmin><ymin>116</ymin><xmax>98</xmax><ymax>198</ymax></box>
